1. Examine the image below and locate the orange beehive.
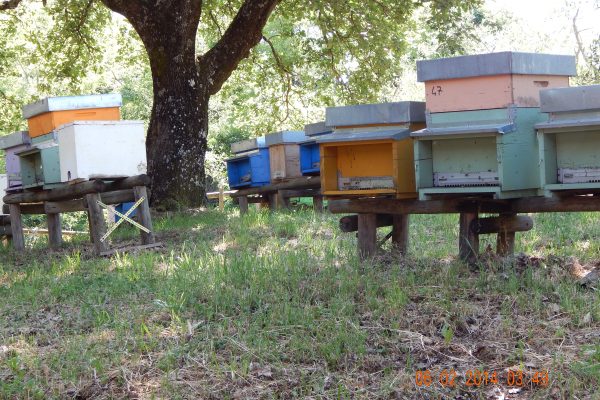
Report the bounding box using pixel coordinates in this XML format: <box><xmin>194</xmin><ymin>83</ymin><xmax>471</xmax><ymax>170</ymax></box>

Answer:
<box><xmin>22</xmin><ymin>94</ymin><xmax>122</xmax><ymax>138</ymax></box>
<box><xmin>417</xmin><ymin>52</ymin><xmax>575</xmax><ymax>113</ymax></box>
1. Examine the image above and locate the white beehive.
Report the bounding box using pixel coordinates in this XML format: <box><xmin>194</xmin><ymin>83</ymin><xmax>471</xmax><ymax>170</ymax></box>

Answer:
<box><xmin>57</xmin><ymin>121</ymin><xmax>147</xmax><ymax>182</ymax></box>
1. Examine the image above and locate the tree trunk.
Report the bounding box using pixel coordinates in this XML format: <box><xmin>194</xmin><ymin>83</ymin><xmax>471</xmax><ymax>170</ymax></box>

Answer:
<box><xmin>110</xmin><ymin>2</ymin><xmax>206</xmax><ymax>208</ymax></box>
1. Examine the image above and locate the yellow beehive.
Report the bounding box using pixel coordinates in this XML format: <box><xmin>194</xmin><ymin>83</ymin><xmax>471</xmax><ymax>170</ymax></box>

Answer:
<box><xmin>318</xmin><ymin>102</ymin><xmax>425</xmax><ymax>199</ymax></box>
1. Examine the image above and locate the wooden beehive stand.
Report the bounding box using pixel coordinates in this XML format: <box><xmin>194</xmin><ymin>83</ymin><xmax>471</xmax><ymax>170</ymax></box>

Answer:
<box><xmin>329</xmin><ymin>191</ymin><xmax>600</xmax><ymax>263</ymax></box>
<box><xmin>229</xmin><ymin>176</ymin><xmax>323</xmax><ymax>214</ymax></box>
<box><xmin>2</xmin><ymin>174</ymin><xmax>159</xmax><ymax>256</ymax></box>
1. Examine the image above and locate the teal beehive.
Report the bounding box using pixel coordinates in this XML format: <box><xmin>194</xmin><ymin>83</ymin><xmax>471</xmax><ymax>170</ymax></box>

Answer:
<box><xmin>536</xmin><ymin>85</ymin><xmax>600</xmax><ymax>196</ymax></box>
<box><xmin>412</xmin><ymin>52</ymin><xmax>576</xmax><ymax>200</ymax></box>
<box><xmin>412</xmin><ymin>107</ymin><xmax>547</xmax><ymax>199</ymax></box>
<box><xmin>17</xmin><ymin>132</ymin><xmax>62</xmax><ymax>189</ymax></box>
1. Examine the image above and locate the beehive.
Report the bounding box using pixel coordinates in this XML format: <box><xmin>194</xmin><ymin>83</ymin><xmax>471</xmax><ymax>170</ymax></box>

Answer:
<box><xmin>536</xmin><ymin>85</ymin><xmax>600</xmax><ymax>196</ymax></box>
<box><xmin>417</xmin><ymin>52</ymin><xmax>576</xmax><ymax>113</ymax></box>
<box><xmin>57</xmin><ymin>121</ymin><xmax>147</xmax><ymax>182</ymax></box>
<box><xmin>265</xmin><ymin>130</ymin><xmax>308</xmax><ymax>182</ymax></box>
<box><xmin>318</xmin><ymin>102</ymin><xmax>426</xmax><ymax>199</ymax></box>
<box><xmin>299</xmin><ymin>122</ymin><xmax>332</xmax><ymax>175</ymax></box>
<box><xmin>226</xmin><ymin>137</ymin><xmax>271</xmax><ymax>189</ymax></box>
<box><xmin>0</xmin><ymin>131</ymin><xmax>31</xmax><ymax>192</ymax></box>
<box><xmin>22</xmin><ymin>93</ymin><xmax>122</xmax><ymax>138</ymax></box>
<box><xmin>413</xmin><ymin>52</ymin><xmax>577</xmax><ymax>200</ymax></box>
<box><xmin>17</xmin><ymin>132</ymin><xmax>62</xmax><ymax>189</ymax></box>
<box><xmin>413</xmin><ymin>107</ymin><xmax>550</xmax><ymax>199</ymax></box>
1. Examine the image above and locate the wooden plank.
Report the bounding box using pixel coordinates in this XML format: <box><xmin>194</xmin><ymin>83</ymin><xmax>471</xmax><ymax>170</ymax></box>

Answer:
<box><xmin>84</xmin><ymin>189</ymin><xmax>136</xmax><ymax>207</ymax></box>
<box><xmin>45</xmin><ymin>200</ymin><xmax>85</xmax><ymax>214</ymax></box>
<box><xmin>133</xmin><ymin>186</ymin><xmax>155</xmax><ymax>245</ymax></box>
<box><xmin>86</xmin><ymin>193</ymin><xmax>109</xmax><ymax>254</ymax></box>
<box><xmin>358</xmin><ymin>213</ymin><xmax>378</xmax><ymax>260</ymax></box>
<box><xmin>3</xmin><ymin>180</ymin><xmax>105</xmax><ymax>204</ymax></box>
<box><xmin>471</xmin><ymin>215</ymin><xmax>533</xmax><ymax>235</ymax></box>
<box><xmin>9</xmin><ymin>204</ymin><xmax>25</xmax><ymax>251</ymax></box>
<box><xmin>100</xmin><ymin>242</ymin><xmax>164</xmax><ymax>257</ymax></box>
<box><xmin>328</xmin><ymin>195</ymin><xmax>600</xmax><ymax>215</ymax></box>
<box><xmin>392</xmin><ymin>214</ymin><xmax>410</xmax><ymax>255</ymax></box>
<box><xmin>103</xmin><ymin>174</ymin><xmax>152</xmax><ymax>191</ymax></box>
<box><xmin>231</xmin><ymin>176</ymin><xmax>321</xmax><ymax>197</ymax></box>
<box><xmin>459</xmin><ymin>212</ymin><xmax>479</xmax><ymax>263</ymax></box>
<box><xmin>46</xmin><ymin>213</ymin><xmax>62</xmax><ymax>248</ymax></box>
<box><xmin>238</xmin><ymin>196</ymin><xmax>249</xmax><ymax>215</ymax></box>
<box><xmin>313</xmin><ymin>196</ymin><xmax>324</xmax><ymax>213</ymax></box>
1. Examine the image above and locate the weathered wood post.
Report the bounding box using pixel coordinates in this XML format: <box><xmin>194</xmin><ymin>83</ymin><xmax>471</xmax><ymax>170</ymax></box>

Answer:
<box><xmin>46</xmin><ymin>212</ymin><xmax>62</xmax><ymax>248</ymax></box>
<box><xmin>133</xmin><ymin>186</ymin><xmax>156</xmax><ymax>245</ymax></box>
<box><xmin>358</xmin><ymin>213</ymin><xmax>378</xmax><ymax>260</ymax></box>
<box><xmin>313</xmin><ymin>195</ymin><xmax>324</xmax><ymax>213</ymax></box>
<box><xmin>218</xmin><ymin>186</ymin><xmax>225</xmax><ymax>211</ymax></box>
<box><xmin>392</xmin><ymin>214</ymin><xmax>410</xmax><ymax>255</ymax></box>
<box><xmin>497</xmin><ymin>213</ymin><xmax>517</xmax><ymax>256</ymax></box>
<box><xmin>459</xmin><ymin>212</ymin><xmax>479</xmax><ymax>263</ymax></box>
<box><xmin>86</xmin><ymin>193</ymin><xmax>110</xmax><ymax>254</ymax></box>
<box><xmin>8</xmin><ymin>204</ymin><xmax>25</xmax><ymax>251</ymax></box>
<box><xmin>238</xmin><ymin>196</ymin><xmax>249</xmax><ymax>215</ymax></box>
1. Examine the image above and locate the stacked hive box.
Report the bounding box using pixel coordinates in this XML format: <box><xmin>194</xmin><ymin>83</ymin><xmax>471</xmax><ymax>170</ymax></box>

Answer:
<box><xmin>0</xmin><ymin>131</ymin><xmax>31</xmax><ymax>192</ymax></box>
<box><xmin>226</xmin><ymin>137</ymin><xmax>271</xmax><ymax>188</ymax></box>
<box><xmin>23</xmin><ymin>93</ymin><xmax>122</xmax><ymax>138</ymax></box>
<box><xmin>536</xmin><ymin>84</ymin><xmax>600</xmax><ymax>195</ymax></box>
<box><xmin>318</xmin><ymin>102</ymin><xmax>426</xmax><ymax>199</ymax></box>
<box><xmin>265</xmin><ymin>130</ymin><xmax>308</xmax><ymax>182</ymax></box>
<box><xmin>299</xmin><ymin>122</ymin><xmax>332</xmax><ymax>176</ymax></box>
<box><xmin>412</xmin><ymin>52</ymin><xmax>576</xmax><ymax>200</ymax></box>
<box><xmin>16</xmin><ymin>94</ymin><xmax>146</xmax><ymax>190</ymax></box>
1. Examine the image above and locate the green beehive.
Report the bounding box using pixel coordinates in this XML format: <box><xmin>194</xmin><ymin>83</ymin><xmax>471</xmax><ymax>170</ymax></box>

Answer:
<box><xmin>17</xmin><ymin>132</ymin><xmax>62</xmax><ymax>189</ymax></box>
<box><xmin>412</xmin><ymin>107</ymin><xmax>548</xmax><ymax>199</ymax></box>
<box><xmin>536</xmin><ymin>84</ymin><xmax>600</xmax><ymax>196</ymax></box>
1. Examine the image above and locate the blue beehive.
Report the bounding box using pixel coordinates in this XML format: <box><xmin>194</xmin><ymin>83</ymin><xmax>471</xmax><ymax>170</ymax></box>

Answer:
<box><xmin>115</xmin><ymin>202</ymin><xmax>138</xmax><ymax>222</ymax></box>
<box><xmin>300</xmin><ymin>122</ymin><xmax>332</xmax><ymax>175</ymax></box>
<box><xmin>226</xmin><ymin>137</ymin><xmax>271</xmax><ymax>189</ymax></box>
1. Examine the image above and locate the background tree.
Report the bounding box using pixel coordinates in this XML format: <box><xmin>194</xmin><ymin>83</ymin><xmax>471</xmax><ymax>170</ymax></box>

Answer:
<box><xmin>1</xmin><ymin>0</ymin><xmax>487</xmax><ymax>208</ymax></box>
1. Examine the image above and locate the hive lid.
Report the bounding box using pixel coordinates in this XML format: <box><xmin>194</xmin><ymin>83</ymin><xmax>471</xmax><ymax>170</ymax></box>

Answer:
<box><xmin>231</xmin><ymin>137</ymin><xmax>266</xmax><ymax>154</ymax></box>
<box><xmin>326</xmin><ymin>102</ymin><xmax>426</xmax><ymax>127</ymax></box>
<box><xmin>535</xmin><ymin>116</ymin><xmax>600</xmax><ymax>132</ymax></box>
<box><xmin>317</xmin><ymin>126</ymin><xmax>412</xmax><ymax>143</ymax></box>
<box><xmin>264</xmin><ymin>130</ymin><xmax>308</xmax><ymax>146</ymax></box>
<box><xmin>0</xmin><ymin>131</ymin><xmax>30</xmax><ymax>150</ymax></box>
<box><xmin>55</xmin><ymin>120</ymin><xmax>144</xmax><ymax>130</ymax></box>
<box><xmin>22</xmin><ymin>93</ymin><xmax>123</xmax><ymax>119</ymax></box>
<box><xmin>226</xmin><ymin>149</ymin><xmax>261</xmax><ymax>161</ymax></box>
<box><xmin>304</xmin><ymin>122</ymin><xmax>332</xmax><ymax>137</ymax></box>
<box><xmin>416</xmin><ymin>52</ymin><xmax>576</xmax><ymax>82</ymax></box>
<box><xmin>411</xmin><ymin>123</ymin><xmax>515</xmax><ymax>138</ymax></box>
<box><xmin>540</xmin><ymin>85</ymin><xmax>600</xmax><ymax>113</ymax></box>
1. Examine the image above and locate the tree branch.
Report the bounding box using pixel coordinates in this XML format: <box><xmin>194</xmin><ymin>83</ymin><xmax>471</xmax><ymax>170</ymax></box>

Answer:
<box><xmin>199</xmin><ymin>0</ymin><xmax>280</xmax><ymax>95</ymax></box>
<box><xmin>0</xmin><ymin>0</ymin><xmax>22</xmax><ymax>10</ymax></box>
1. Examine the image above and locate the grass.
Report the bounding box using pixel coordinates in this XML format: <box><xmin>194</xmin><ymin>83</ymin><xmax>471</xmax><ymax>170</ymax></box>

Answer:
<box><xmin>0</xmin><ymin>204</ymin><xmax>599</xmax><ymax>399</ymax></box>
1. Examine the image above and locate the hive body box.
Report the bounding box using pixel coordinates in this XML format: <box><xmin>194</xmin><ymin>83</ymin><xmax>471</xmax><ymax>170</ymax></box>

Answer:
<box><xmin>318</xmin><ymin>102</ymin><xmax>426</xmax><ymax>199</ymax></box>
<box><xmin>17</xmin><ymin>132</ymin><xmax>62</xmax><ymax>189</ymax></box>
<box><xmin>23</xmin><ymin>93</ymin><xmax>122</xmax><ymax>138</ymax></box>
<box><xmin>57</xmin><ymin>121</ymin><xmax>147</xmax><ymax>182</ymax></box>
<box><xmin>413</xmin><ymin>52</ymin><xmax>576</xmax><ymax>200</ymax></box>
<box><xmin>413</xmin><ymin>107</ymin><xmax>547</xmax><ymax>199</ymax></box>
<box><xmin>226</xmin><ymin>137</ymin><xmax>271</xmax><ymax>189</ymax></box>
<box><xmin>0</xmin><ymin>131</ymin><xmax>31</xmax><ymax>191</ymax></box>
<box><xmin>536</xmin><ymin>85</ymin><xmax>600</xmax><ymax>196</ymax></box>
<box><xmin>300</xmin><ymin>122</ymin><xmax>333</xmax><ymax>175</ymax></box>
<box><xmin>265</xmin><ymin>131</ymin><xmax>308</xmax><ymax>182</ymax></box>
<box><xmin>417</xmin><ymin>52</ymin><xmax>575</xmax><ymax>113</ymax></box>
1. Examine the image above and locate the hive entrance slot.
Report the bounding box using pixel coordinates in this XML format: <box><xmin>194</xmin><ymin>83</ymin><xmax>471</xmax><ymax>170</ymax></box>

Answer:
<box><xmin>338</xmin><ymin>174</ymin><xmax>394</xmax><ymax>191</ymax></box>
<box><xmin>558</xmin><ymin>168</ymin><xmax>600</xmax><ymax>184</ymax></box>
<box><xmin>434</xmin><ymin>171</ymin><xmax>500</xmax><ymax>187</ymax></box>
